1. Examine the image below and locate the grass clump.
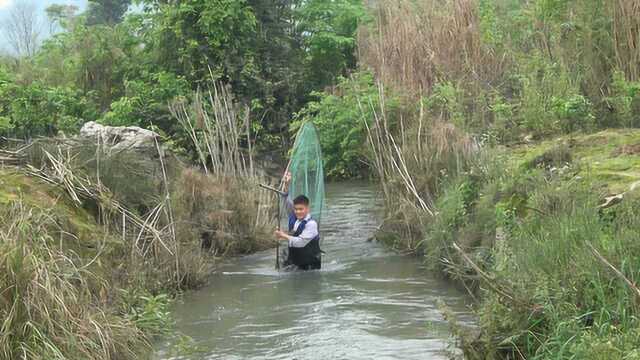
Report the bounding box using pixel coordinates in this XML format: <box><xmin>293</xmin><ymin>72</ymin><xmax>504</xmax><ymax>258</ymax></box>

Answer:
<box><xmin>0</xmin><ymin>198</ymin><xmax>148</xmax><ymax>360</ymax></box>
<box><xmin>174</xmin><ymin>168</ymin><xmax>273</xmax><ymax>256</ymax></box>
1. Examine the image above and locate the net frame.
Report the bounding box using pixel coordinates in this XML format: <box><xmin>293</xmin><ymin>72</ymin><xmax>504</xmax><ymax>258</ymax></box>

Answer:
<box><xmin>282</xmin><ymin>122</ymin><xmax>325</xmax><ymax>227</ymax></box>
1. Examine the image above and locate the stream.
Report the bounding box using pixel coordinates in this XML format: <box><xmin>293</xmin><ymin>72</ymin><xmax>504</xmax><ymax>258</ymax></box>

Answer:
<box><xmin>154</xmin><ymin>182</ymin><xmax>474</xmax><ymax>359</ymax></box>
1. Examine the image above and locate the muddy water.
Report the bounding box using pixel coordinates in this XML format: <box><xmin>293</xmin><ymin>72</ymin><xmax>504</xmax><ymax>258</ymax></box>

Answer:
<box><xmin>154</xmin><ymin>182</ymin><xmax>474</xmax><ymax>360</ymax></box>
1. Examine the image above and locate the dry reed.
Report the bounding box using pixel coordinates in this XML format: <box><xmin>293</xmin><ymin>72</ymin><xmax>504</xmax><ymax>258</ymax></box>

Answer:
<box><xmin>170</xmin><ymin>76</ymin><xmax>255</xmax><ymax>178</ymax></box>
<box><xmin>359</xmin><ymin>0</ymin><xmax>505</xmax><ymax>98</ymax></box>
<box><xmin>613</xmin><ymin>0</ymin><xmax>640</xmax><ymax>81</ymax></box>
<box><xmin>360</xmin><ymin>82</ymin><xmax>476</xmax><ymax>248</ymax></box>
<box><xmin>170</xmin><ymin>75</ymin><xmax>273</xmax><ymax>254</ymax></box>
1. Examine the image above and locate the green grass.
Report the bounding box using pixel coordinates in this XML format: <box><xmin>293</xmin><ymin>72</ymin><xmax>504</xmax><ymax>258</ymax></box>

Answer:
<box><xmin>509</xmin><ymin>129</ymin><xmax>640</xmax><ymax>193</ymax></box>
<box><xmin>418</xmin><ymin>129</ymin><xmax>640</xmax><ymax>359</ymax></box>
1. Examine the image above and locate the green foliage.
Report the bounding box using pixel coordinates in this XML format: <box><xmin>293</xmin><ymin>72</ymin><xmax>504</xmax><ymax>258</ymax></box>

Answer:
<box><xmin>121</xmin><ymin>289</ymin><xmax>173</xmax><ymax>336</ymax></box>
<box><xmin>486</xmin><ymin>93</ymin><xmax>516</xmax><ymax>144</ymax></box>
<box><xmin>478</xmin><ymin>0</ymin><xmax>502</xmax><ymax>46</ymax></box>
<box><xmin>87</xmin><ymin>0</ymin><xmax>132</xmax><ymax>25</ymax></box>
<box><xmin>45</xmin><ymin>4</ymin><xmax>80</xmax><ymax>32</ymax></box>
<box><xmin>296</xmin><ymin>0</ymin><xmax>366</xmax><ymax>89</ymax></box>
<box><xmin>101</xmin><ymin>71</ymin><xmax>190</xmax><ymax>130</ymax></box>
<box><xmin>515</xmin><ymin>57</ymin><xmax>577</xmax><ymax>137</ymax></box>
<box><xmin>6</xmin><ymin>0</ymin><xmax>367</xmax><ymax>146</ymax></box>
<box><xmin>607</xmin><ymin>71</ymin><xmax>640</xmax><ymax>128</ymax></box>
<box><xmin>475</xmin><ymin>181</ymin><xmax>640</xmax><ymax>359</ymax></box>
<box><xmin>0</xmin><ymin>76</ymin><xmax>99</xmax><ymax>137</ymax></box>
<box><xmin>35</xmin><ymin>20</ymin><xmax>143</xmax><ymax>109</ymax></box>
<box><xmin>294</xmin><ymin>71</ymin><xmax>394</xmax><ymax>178</ymax></box>
<box><xmin>142</xmin><ymin>0</ymin><xmax>257</xmax><ymax>86</ymax></box>
<box><xmin>426</xmin><ymin>82</ymin><xmax>466</xmax><ymax>129</ymax></box>
<box><xmin>414</xmin><ymin>132</ymin><xmax>640</xmax><ymax>357</ymax></box>
<box><xmin>552</xmin><ymin>94</ymin><xmax>595</xmax><ymax>133</ymax></box>
<box><xmin>169</xmin><ymin>334</ymin><xmax>204</xmax><ymax>357</ymax></box>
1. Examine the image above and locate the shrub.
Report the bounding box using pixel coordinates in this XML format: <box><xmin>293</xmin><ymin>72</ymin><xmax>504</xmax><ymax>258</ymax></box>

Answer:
<box><xmin>552</xmin><ymin>94</ymin><xmax>595</xmax><ymax>133</ymax></box>
<box><xmin>0</xmin><ymin>79</ymin><xmax>99</xmax><ymax>138</ymax></box>
<box><xmin>100</xmin><ymin>71</ymin><xmax>190</xmax><ymax>132</ymax></box>
<box><xmin>294</xmin><ymin>71</ymin><xmax>400</xmax><ymax>179</ymax></box>
<box><xmin>606</xmin><ymin>71</ymin><xmax>640</xmax><ymax>128</ymax></box>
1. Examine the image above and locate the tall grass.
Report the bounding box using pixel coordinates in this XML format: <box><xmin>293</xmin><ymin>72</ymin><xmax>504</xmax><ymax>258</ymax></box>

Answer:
<box><xmin>169</xmin><ymin>80</ymin><xmax>255</xmax><ymax>178</ymax></box>
<box><xmin>170</xmin><ymin>78</ymin><xmax>273</xmax><ymax>254</ymax></box>
<box><xmin>359</xmin><ymin>0</ymin><xmax>503</xmax><ymax>99</ymax></box>
<box><xmin>419</xmin><ymin>148</ymin><xmax>640</xmax><ymax>358</ymax></box>
<box><xmin>360</xmin><ymin>83</ymin><xmax>476</xmax><ymax>250</ymax></box>
<box><xmin>0</xmin><ymin>202</ymin><xmax>148</xmax><ymax>360</ymax></box>
<box><xmin>613</xmin><ymin>0</ymin><xmax>640</xmax><ymax>81</ymax></box>
<box><xmin>359</xmin><ymin>0</ymin><xmax>640</xmax><ymax>137</ymax></box>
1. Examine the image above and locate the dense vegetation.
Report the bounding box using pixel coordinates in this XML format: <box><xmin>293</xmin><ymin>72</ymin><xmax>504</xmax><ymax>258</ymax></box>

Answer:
<box><xmin>0</xmin><ymin>1</ymin><xmax>367</xmax><ymax>358</ymax></box>
<box><xmin>344</xmin><ymin>0</ymin><xmax>640</xmax><ymax>358</ymax></box>
<box><xmin>1</xmin><ymin>0</ymin><xmax>364</xmax><ymax>150</ymax></box>
<box><xmin>2</xmin><ymin>0</ymin><xmax>640</xmax><ymax>358</ymax></box>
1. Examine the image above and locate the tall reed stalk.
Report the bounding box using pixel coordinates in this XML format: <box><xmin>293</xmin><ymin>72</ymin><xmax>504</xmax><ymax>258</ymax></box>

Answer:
<box><xmin>359</xmin><ymin>0</ymin><xmax>504</xmax><ymax>98</ymax></box>
<box><xmin>613</xmin><ymin>0</ymin><xmax>640</xmax><ymax>81</ymax></box>
<box><xmin>170</xmin><ymin>76</ymin><xmax>272</xmax><ymax>249</ymax></box>
<box><xmin>359</xmin><ymin>82</ymin><xmax>476</xmax><ymax>248</ymax></box>
<box><xmin>170</xmin><ymin>77</ymin><xmax>255</xmax><ymax>178</ymax></box>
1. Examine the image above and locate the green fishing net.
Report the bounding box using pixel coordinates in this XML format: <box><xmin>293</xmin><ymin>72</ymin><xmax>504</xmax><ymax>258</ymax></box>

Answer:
<box><xmin>286</xmin><ymin>122</ymin><xmax>325</xmax><ymax>226</ymax></box>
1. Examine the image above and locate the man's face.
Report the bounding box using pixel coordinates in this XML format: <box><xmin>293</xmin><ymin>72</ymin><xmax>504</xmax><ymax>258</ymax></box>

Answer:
<box><xmin>294</xmin><ymin>203</ymin><xmax>309</xmax><ymax>220</ymax></box>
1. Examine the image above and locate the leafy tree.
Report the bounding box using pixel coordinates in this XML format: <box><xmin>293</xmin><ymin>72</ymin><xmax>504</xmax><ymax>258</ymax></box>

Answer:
<box><xmin>141</xmin><ymin>0</ymin><xmax>257</xmax><ymax>86</ymax></box>
<box><xmin>101</xmin><ymin>70</ymin><xmax>190</xmax><ymax>132</ymax></box>
<box><xmin>296</xmin><ymin>0</ymin><xmax>366</xmax><ymax>90</ymax></box>
<box><xmin>243</xmin><ymin>0</ymin><xmax>306</xmax><ymax>138</ymax></box>
<box><xmin>45</xmin><ymin>4</ymin><xmax>79</xmax><ymax>33</ymax></box>
<box><xmin>86</xmin><ymin>0</ymin><xmax>132</xmax><ymax>25</ymax></box>
<box><xmin>294</xmin><ymin>72</ymin><xmax>396</xmax><ymax>179</ymax></box>
<box><xmin>0</xmin><ymin>72</ymin><xmax>99</xmax><ymax>137</ymax></box>
<box><xmin>35</xmin><ymin>13</ymin><xmax>159</xmax><ymax>110</ymax></box>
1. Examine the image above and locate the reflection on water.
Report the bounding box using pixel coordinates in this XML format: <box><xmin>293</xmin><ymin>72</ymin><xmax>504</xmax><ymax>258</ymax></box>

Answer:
<box><xmin>154</xmin><ymin>182</ymin><xmax>474</xmax><ymax>360</ymax></box>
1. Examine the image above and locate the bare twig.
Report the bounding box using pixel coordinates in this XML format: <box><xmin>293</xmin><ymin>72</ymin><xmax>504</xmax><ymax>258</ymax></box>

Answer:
<box><xmin>588</xmin><ymin>242</ymin><xmax>640</xmax><ymax>301</ymax></box>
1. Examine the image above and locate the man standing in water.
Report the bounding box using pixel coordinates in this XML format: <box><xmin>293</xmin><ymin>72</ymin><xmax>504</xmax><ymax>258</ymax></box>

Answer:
<box><xmin>274</xmin><ymin>172</ymin><xmax>322</xmax><ymax>270</ymax></box>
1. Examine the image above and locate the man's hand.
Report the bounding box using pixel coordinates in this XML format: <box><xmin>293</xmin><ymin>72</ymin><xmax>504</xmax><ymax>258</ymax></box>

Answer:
<box><xmin>283</xmin><ymin>171</ymin><xmax>292</xmax><ymax>184</ymax></box>
<box><xmin>274</xmin><ymin>229</ymin><xmax>290</xmax><ymax>241</ymax></box>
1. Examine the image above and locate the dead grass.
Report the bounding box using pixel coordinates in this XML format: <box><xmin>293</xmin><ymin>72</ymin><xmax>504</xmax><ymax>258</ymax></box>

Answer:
<box><xmin>613</xmin><ymin>0</ymin><xmax>640</xmax><ymax>81</ymax></box>
<box><xmin>359</xmin><ymin>0</ymin><xmax>506</xmax><ymax>99</ymax></box>
<box><xmin>0</xmin><ymin>190</ymin><xmax>148</xmax><ymax>360</ymax></box>
<box><xmin>361</xmin><ymin>84</ymin><xmax>477</xmax><ymax>249</ymax></box>
<box><xmin>173</xmin><ymin>168</ymin><xmax>272</xmax><ymax>256</ymax></box>
<box><xmin>612</xmin><ymin>143</ymin><xmax>640</xmax><ymax>156</ymax></box>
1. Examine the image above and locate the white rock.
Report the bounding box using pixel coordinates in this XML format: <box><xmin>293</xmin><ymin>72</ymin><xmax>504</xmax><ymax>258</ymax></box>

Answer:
<box><xmin>79</xmin><ymin>121</ymin><xmax>160</xmax><ymax>153</ymax></box>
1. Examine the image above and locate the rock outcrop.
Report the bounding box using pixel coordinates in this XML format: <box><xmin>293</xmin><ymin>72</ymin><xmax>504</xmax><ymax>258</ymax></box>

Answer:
<box><xmin>79</xmin><ymin>121</ymin><xmax>161</xmax><ymax>154</ymax></box>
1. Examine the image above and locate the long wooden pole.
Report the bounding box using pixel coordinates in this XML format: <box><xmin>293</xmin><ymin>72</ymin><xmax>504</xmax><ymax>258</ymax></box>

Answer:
<box><xmin>263</xmin><ymin>124</ymin><xmax>306</xmax><ymax>270</ymax></box>
<box><xmin>259</xmin><ymin>183</ymin><xmax>285</xmax><ymax>270</ymax></box>
<box><xmin>276</xmin><ymin>198</ymin><xmax>280</xmax><ymax>270</ymax></box>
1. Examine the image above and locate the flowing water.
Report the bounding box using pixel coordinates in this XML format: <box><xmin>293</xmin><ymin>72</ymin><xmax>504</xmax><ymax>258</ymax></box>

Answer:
<box><xmin>154</xmin><ymin>182</ymin><xmax>474</xmax><ymax>360</ymax></box>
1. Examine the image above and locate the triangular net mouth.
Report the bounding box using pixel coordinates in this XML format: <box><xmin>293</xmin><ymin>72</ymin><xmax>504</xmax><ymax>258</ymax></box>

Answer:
<box><xmin>285</xmin><ymin>122</ymin><xmax>325</xmax><ymax>227</ymax></box>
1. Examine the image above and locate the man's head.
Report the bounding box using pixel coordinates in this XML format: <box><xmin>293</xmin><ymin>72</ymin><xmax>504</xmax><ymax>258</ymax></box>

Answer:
<box><xmin>293</xmin><ymin>195</ymin><xmax>310</xmax><ymax>220</ymax></box>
